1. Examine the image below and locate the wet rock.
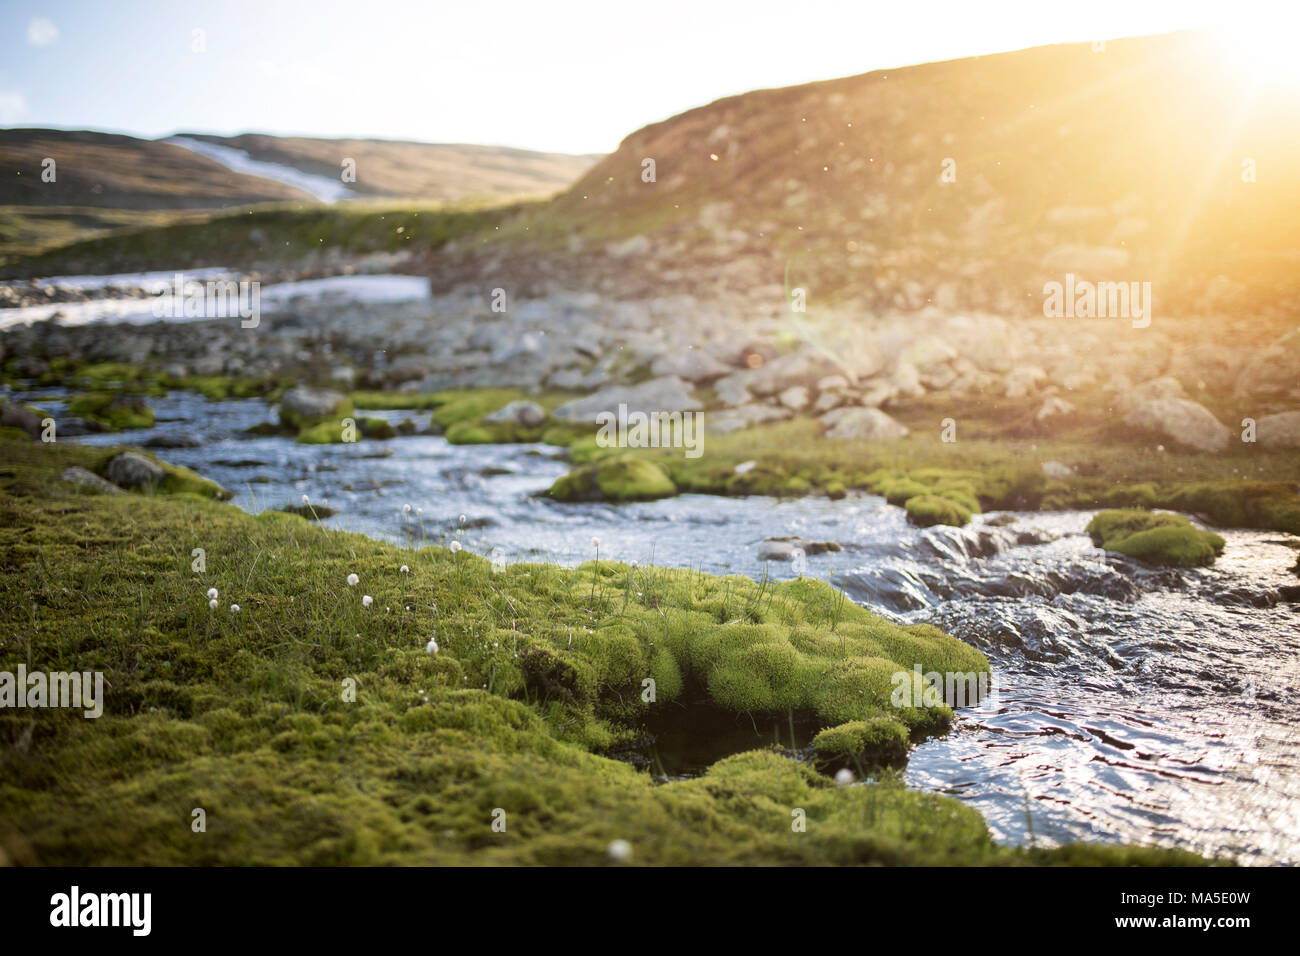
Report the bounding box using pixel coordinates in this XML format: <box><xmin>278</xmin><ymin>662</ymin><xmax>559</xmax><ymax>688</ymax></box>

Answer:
<box><xmin>61</xmin><ymin>466</ymin><xmax>124</xmax><ymax>494</ymax></box>
<box><xmin>0</xmin><ymin>401</ymin><xmax>42</xmax><ymax>438</ymax></box>
<box><xmin>145</xmin><ymin>434</ymin><xmax>202</xmax><ymax>449</ymax></box>
<box><xmin>484</xmin><ymin>400</ymin><xmax>547</xmax><ymax>427</ymax></box>
<box><xmin>1123</xmin><ymin>398</ymin><xmax>1230</xmax><ymax>453</ymax></box>
<box><xmin>104</xmin><ymin>452</ymin><xmax>165</xmax><ymax>490</ymax></box>
<box><xmin>279</xmin><ymin>386</ymin><xmax>349</xmax><ymax>428</ymax></box>
<box><xmin>820</xmin><ymin>406</ymin><xmax>908</xmax><ymax>441</ymax></box>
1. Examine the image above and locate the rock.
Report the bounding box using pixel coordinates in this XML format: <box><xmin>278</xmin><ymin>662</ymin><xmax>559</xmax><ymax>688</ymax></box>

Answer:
<box><xmin>713</xmin><ymin>374</ymin><xmax>755</xmax><ymax>407</ymax></box>
<box><xmin>858</xmin><ymin>379</ymin><xmax>899</xmax><ymax>407</ymax></box>
<box><xmin>61</xmin><ymin>466</ymin><xmax>124</xmax><ymax>494</ymax></box>
<box><xmin>816</xmin><ymin>375</ymin><xmax>850</xmax><ymax>392</ymax></box>
<box><xmin>777</xmin><ymin>386</ymin><xmax>809</xmax><ymax>411</ymax></box>
<box><xmin>813</xmin><ymin>391</ymin><xmax>845</xmax><ymax>413</ymax></box>
<box><xmin>820</xmin><ymin>407</ymin><xmax>909</xmax><ymax>441</ymax></box>
<box><xmin>899</xmin><ymin>336</ymin><xmax>958</xmax><ymax>371</ymax></box>
<box><xmin>1040</xmin><ymin>460</ymin><xmax>1076</xmax><ymax>480</ymax></box>
<box><xmin>279</xmin><ymin>386</ymin><xmax>350</xmax><ymax>428</ymax></box>
<box><xmin>1123</xmin><ymin>398</ymin><xmax>1230</xmax><ymax>453</ymax></box>
<box><xmin>1036</xmin><ymin>397</ymin><xmax>1075</xmax><ymax>422</ymax></box>
<box><xmin>1256</xmin><ymin>411</ymin><xmax>1300</xmax><ymax>448</ymax></box>
<box><xmin>104</xmin><ymin>452</ymin><xmax>165</xmax><ymax>490</ymax></box>
<box><xmin>484</xmin><ymin>400</ymin><xmax>547</xmax><ymax>428</ymax></box>
<box><xmin>727</xmin><ymin>348</ymin><xmax>844</xmax><ymax>397</ymax></box>
<box><xmin>708</xmin><ymin>404</ymin><xmax>792</xmax><ymax>434</ymax></box>
<box><xmin>649</xmin><ymin>349</ymin><xmax>730</xmax><ymax>382</ymax></box>
<box><xmin>0</xmin><ymin>401</ymin><xmax>42</xmax><ymax>438</ymax></box>
<box><xmin>144</xmin><ymin>434</ymin><xmax>202</xmax><ymax>449</ymax></box>
<box><xmin>551</xmin><ymin>376</ymin><xmax>700</xmax><ymax>422</ymax></box>
<box><xmin>1004</xmin><ymin>366</ymin><xmax>1046</xmax><ymax>399</ymax></box>
<box><xmin>891</xmin><ymin>362</ymin><xmax>925</xmax><ymax>398</ymax></box>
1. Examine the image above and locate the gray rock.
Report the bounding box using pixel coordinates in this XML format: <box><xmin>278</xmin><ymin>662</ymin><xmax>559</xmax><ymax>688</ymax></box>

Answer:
<box><xmin>1123</xmin><ymin>398</ymin><xmax>1230</xmax><ymax>453</ymax></box>
<box><xmin>777</xmin><ymin>386</ymin><xmax>809</xmax><ymax>411</ymax></box>
<box><xmin>1040</xmin><ymin>460</ymin><xmax>1076</xmax><ymax>480</ymax></box>
<box><xmin>649</xmin><ymin>349</ymin><xmax>730</xmax><ymax>382</ymax></box>
<box><xmin>551</xmin><ymin>376</ymin><xmax>700</xmax><ymax>422</ymax></box>
<box><xmin>280</xmin><ymin>386</ymin><xmax>349</xmax><ymax>426</ymax></box>
<box><xmin>1256</xmin><ymin>411</ymin><xmax>1300</xmax><ymax>448</ymax></box>
<box><xmin>713</xmin><ymin>373</ymin><xmax>755</xmax><ymax>407</ymax></box>
<box><xmin>707</xmin><ymin>404</ymin><xmax>792</xmax><ymax>434</ymax></box>
<box><xmin>61</xmin><ymin>466</ymin><xmax>124</xmax><ymax>494</ymax></box>
<box><xmin>1036</xmin><ymin>397</ymin><xmax>1075</xmax><ymax>422</ymax></box>
<box><xmin>0</xmin><ymin>401</ymin><xmax>42</xmax><ymax>438</ymax></box>
<box><xmin>484</xmin><ymin>400</ymin><xmax>547</xmax><ymax>428</ymax></box>
<box><xmin>820</xmin><ymin>407</ymin><xmax>909</xmax><ymax>441</ymax></box>
<box><xmin>104</xmin><ymin>452</ymin><xmax>165</xmax><ymax>489</ymax></box>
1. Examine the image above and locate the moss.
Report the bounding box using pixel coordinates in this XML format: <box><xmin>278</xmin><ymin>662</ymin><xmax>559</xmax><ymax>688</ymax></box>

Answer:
<box><xmin>65</xmin><ymin>392</ymin><xmax>155</xmax><ymax>431</ymax></box>
<box><xmin>548</xmin><ymin>455</ymin><xmax>677</xmax><ymax>502</ymax></box>
<box><xmin>295</xmin><ymin>421</ymin><xmax>347</xmax><ymax>444</ymax></box>
<box><xmin>1086</xmin><ymin>509</ymin><xmax>1226</xmax><ymax>567</ymax></box>
<box><xmin>159</xmin><ymin>461</ymin><xmax>232</xmax><ymax>501</ymax></box>
<box><xmin>360</xmin><ymin>418</ymin><xmax>397</xmax><ymax>440</ymax></box>
<box><xmin>280</xmin><ymin>397</ymin><xmax>353</xmax><ymax>433</ymax></box>
<box><xmin>0</xmin><ymin>434</ymin><xmax>1216</xmax><ymax>866</ymax></box>
<box><xmin>905</xmin><ymin>494</ymin><xmax>972</xmax><ymax>527</ymax></box>
<box><xmin>812</xmin><ymin>717</ymin><xmax>911</xmax><ymax>770</ymax></box>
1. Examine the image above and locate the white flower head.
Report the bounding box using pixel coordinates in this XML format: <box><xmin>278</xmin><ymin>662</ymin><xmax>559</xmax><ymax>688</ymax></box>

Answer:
<box><xmin>425</xmin><ymin>638</ymin><xmax>439</xmax><ymax>655</ymax></box>
<box><xmin>606</xmin><ymin>839</ymin><xmax>632</xmax><ymax>863</ymax></box>
<box><xmin>302</xmin><ymin>494</ymin><xmax>309</xmax><ymax>504</ymax></box>
<box><xmin>450</xmin><ymin>541</ymin><xmax>462</xmax><ymax>553</ymax></box>
<box><xmin>208</xmin><ymin>598</ymin><xmax>218</xmax><ymax>610</ymax></box>
<box><xmin>400</xmin><ymin>565</ymin><xmax>410</xmax><ymax>574</ymax></box>
<box><xmin>629</xmin><ymin>560</ymin><xmax>638</xmax><ymax>569</ymax></box>
<box><xmin>347</xmin><ymin>573</ymin><xmax>359</xmax><ymax>586</ymax></box>
<box><xmin>230</xmin><ymin>604</ymin><xmax>240</xmax><ymax>613</ymax></box>
<box><xmin>834</xmin><ymin>768</ymin><xmax>854</xmax><ymax>788</ymax></box>
<box><xmin>207</xmin><ymin>587</ymin><xmax>218</xmax><ymax>600</ymax></box>
<box><xmin>592</xmin><ymin>537</ymin><xmax>601</xmax><ymax>550</ymax></box>
<box><xmin>403</xmin><ymin>504</ymin><xmax>411</xmax><ymax>513</ymax></box>
<box><xmin>416</xmin><ymin>507</ymin><xmax>423</xmax><ymax>516</ymax></box>
<box><xmin>459</xmin><ymin>514</ymin><xmax>466</xmax><ymax>525</ymax></box>
<box><xmin>362</xmin><ymin>595</ymin><xmax>373</xmax><ymax>607</ymax></box>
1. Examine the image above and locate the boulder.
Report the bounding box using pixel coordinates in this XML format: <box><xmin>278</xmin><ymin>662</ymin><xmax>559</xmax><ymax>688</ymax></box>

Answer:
<box><xmin>708</xmin><ymin>404</ymin><xmax>792</xmax><ymax>434</ymax></box>
<box><xmin>1040</xmin><ymin>460</ymin><xmax>1076</xmax><ymax>480</ymax></box>
<box><xmin>104</xmin><ymin>452</ymin><xmax>165</xmax><ymax>490</ymax></box>
<box><xmin>551</xmin><ymin>376</ymin><xmax>700</xmax><ymax>422</ymax></box>
<box><xmin>1123</xmin><ymin>398</ymin><xmax>1230</xmax><ymax>453</ymax></box>
<box><xmin>777</xmin><ymin>386</ymin><xmax>809</xmax><ymax>411</ymax></box>
<box><xmin>279</xmin><ymin>386</ymin><xmax>350</xmax><ymax>429</ymax></box>
<box><xmin>649</xmin><ymin>349</ymin><xmax>730</xmax><ymax>382</ymax></box>
<box><xmin>61</xmin><ymin>466</ymin><xmax>124</xmax><ymax>494</ymax></box>
<box><xmin>0</xmin><ymin>401</ymin><xmax>42</xmax><ymax>438</ymax></box>
<box><xmin>820</xmin><ymin>407</ymin><xmax>909</xmax><ymax>441</ymax></box>
<box><xmin>1256</xmin><ymin>411</ymin><xmax>1300</xmax><ymax>448</ymax></box>
<box><xmin>484</xmin><ymin>400</ymin><xmax>547</xmax><ymax>428</ymax></box>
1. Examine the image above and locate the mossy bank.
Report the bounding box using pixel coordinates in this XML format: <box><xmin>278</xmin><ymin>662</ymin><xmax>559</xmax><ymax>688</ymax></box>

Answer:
<box><xmin>0</xmin><ymin>436</ymin><xmax>1212</xmax><ymax>865</ymax></box>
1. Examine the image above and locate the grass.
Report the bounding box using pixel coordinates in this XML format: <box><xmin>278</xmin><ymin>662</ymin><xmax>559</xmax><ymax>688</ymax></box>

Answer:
<box><xmin>0</xmin><ymin>434</ymin><xmax>1214</xmax><ymax>865</ymax></box>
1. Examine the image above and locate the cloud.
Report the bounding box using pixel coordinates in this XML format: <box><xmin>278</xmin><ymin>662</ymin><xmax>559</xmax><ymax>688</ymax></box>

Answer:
<box><xmin>27</xmin><ymin>18</ymin><xmax>59</xmax><ymax>47</ymax></box>
<box><xmin>0</xmin><ymin>91</ymin><xmax>27</xmax><ymax>124</ymax></box>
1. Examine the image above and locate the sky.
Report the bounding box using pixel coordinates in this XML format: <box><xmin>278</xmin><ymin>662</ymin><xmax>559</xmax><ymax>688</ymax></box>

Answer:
<box><xmin>0</xmin><ymin>0</ymin><xmax>1262</xmax><ymax>155</ymax></box>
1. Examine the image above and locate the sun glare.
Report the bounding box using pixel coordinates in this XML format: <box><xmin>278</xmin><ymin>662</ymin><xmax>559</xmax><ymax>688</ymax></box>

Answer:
<box><xmin>1221</xmin><ymin>20</ymin><xmax>1300</xmax><ymax>90</ymax></box>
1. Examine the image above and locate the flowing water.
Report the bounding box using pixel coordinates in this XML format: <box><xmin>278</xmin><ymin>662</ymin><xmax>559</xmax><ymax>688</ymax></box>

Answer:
<box><xmin>23</xmin><ymin>388</ymin><xmax>1300</xmax><ymax>865</ymax></box>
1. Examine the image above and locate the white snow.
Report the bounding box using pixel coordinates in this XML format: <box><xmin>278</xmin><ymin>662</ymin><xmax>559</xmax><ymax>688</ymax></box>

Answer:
<box><xmin>165</xmin><ymin>136</ymin><xmax>354</xmax><ymax>203</ymax></box>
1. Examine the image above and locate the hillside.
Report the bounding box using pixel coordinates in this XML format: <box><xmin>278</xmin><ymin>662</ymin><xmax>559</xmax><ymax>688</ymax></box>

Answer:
<box><xmin>177</xmin><ymin>133</ymin><xmax>602</xmax><ymax>202</ymax></box>
<box><xmin>0</xmin><ymin>129</ymin><xmax>315</xmax><ymax>209</ymax></box>
<box><xmin>431</xmin><ymin>30</ymin><xmax>1300</xmax><ymax>318</ymax></box>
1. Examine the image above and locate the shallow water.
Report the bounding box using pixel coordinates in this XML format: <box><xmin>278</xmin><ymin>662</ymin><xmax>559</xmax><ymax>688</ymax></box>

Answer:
<box><xmin>29</xmin><ymin>389</ymin><xmax>1300</xmax><ymax>864</ymax></box>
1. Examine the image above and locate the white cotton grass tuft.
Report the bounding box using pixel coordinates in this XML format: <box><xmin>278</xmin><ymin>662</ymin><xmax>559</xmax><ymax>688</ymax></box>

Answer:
<box><xmin>230</xmin><ymin>604</ymin><xmax>240</xmax><ymax>614</ymax></box>
<box><xmin>592</xmin><ymin>537</ymin><xmax>600</xmax><ymax>550</ymax></box>
<box><xmin>403</xmin><ymin>504</ymin><xmax>411</xmax><ymax>513</ymax></box>
<box><xmin>450</xmin><ymin>540</ymin><xmax>462</xmax><ymax>553</ymax></box>
<box><xmin>207</xmin><ymin>587</ymin><xmax>218</xmax><ymax>600</ymax></box>
<box><xmin>606</xmin><ymin>839</ymin><xmax>632</xmax><ymax>863</ymax></box>
<box><xmin>425</xmin><ymin>638</ymin><xmax>439</xmax><ymax>655</ymax></box>
<box><xmin>459</xmin><ymin>514</ymin><xmax>466</xmax><ymax>525</ymax></box>
<box><xmin>208</xmin><ymin>598</ymin><xmax>218</xmax><ymax>610</ymax></box>
<box><xmin>362</xmin><ymin>595</ymin><xmax>373</xmax><ymax>608</ymax></box>
<box><xmin>302</xmin><ymin>494</ymin><xmax>309</xmax><ymax>504</ymax></box>
<box><xmin>629</xmin><ymin>560</ymin><xmax>638</xmax><ymax>569</ymax></box>
<box><xmin>347</xmin><ymin>573</ymin><xmax>359</xmax><ymax>586</ymax></box>
<box><xmin>834</xmin><ymin>768</ymin><xmax>854</xmax><ymax>788</ymax></box>
<box><xmin>400</xmin><ymin>565</ymin><xmax>409</xmax><ymax>574</ymax></box>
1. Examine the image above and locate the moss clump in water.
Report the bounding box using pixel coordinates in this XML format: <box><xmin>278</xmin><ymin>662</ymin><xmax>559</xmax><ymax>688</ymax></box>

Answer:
<box><xmin>65</xmin><ymin>392</ymin><xmax>155</xmax><ymax>431</ymax></box>
<box><xmin>812</xmin><ymin>717</ymin><xmax>911</xmax><ymax>769</ymax></box>
<box><xmin>905</xmin><ymin>494</ymin><xmax>972</xmax><ymax>527</ymax></box>
<box><xmin>1086</xmin><ymin>509</ymin><xmax>1226</xmax><ymax>567</ymax></box>
<box><xmin>548</xmin><ymin>455</ymin><xmax>676</xmax><ymax>502</ymax></box>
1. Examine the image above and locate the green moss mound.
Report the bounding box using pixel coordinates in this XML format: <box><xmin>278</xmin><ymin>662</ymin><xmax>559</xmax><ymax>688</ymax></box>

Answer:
<box><xmin>65</xmin><ymin>392</ymin><xmax>155</xmax><ymax>431</ymax></box>
<box><xmin>548</xmin><ymin>455</ymin><xmax>677</xmax><ymax>502</ymax></box>
<box><xmin>812</xmin><ymin>717</ymin><xmax>911</xmax><ymax>769</ymax></box>
<box><xmin>1086</xmin><ymin>509</ymin><xmax>1226</xmax><ymax>567</ymax></box>
<box><xmin>905</xmin><ymin>494</ymin><xmax>972</xmax><ymax>527</ymax></box>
